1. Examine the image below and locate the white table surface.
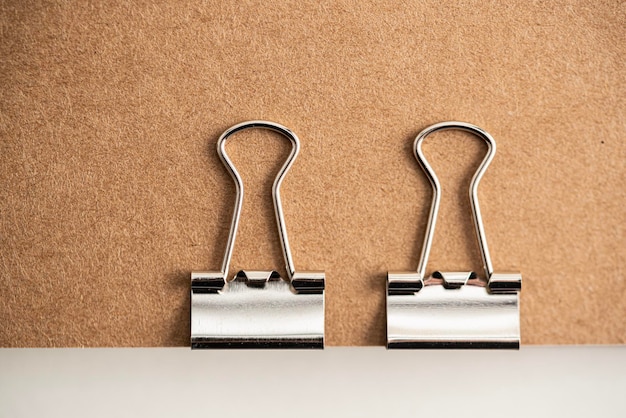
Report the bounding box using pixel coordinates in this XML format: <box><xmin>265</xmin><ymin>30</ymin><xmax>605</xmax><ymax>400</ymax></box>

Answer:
<box><xmin>1</xmin><ymin>346</ymin><xmax>624</xmax><ymax>417</ymax></box>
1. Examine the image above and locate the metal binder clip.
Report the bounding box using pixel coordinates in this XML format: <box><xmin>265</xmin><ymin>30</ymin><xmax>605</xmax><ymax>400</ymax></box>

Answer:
<box><xmin>387</xmin><ymin>121</ymin><xmax>522</xmax><ymax>349</ymax></box>
<box><xmin>191</xmin><ymin>121</ymin><xmax>325</xmax><ymax>349</ymax></box>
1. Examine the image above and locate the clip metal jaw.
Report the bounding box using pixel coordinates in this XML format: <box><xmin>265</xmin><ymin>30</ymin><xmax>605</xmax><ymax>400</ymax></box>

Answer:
<box><xmin>191</xmin><ymin>121</ymin><xmax>325</xmax><ymax>349</ymax></box>
<box><xmin>191</xmin><ymin>270</ymin><xmax>324</xmax><ymax>349</ymax></box>
<box><xmin>387</xmin><ymin>271</ymin><xmax>521</xmax><ymax>349</ymax></box>
<box><xmin>387</xmin><ymin>122</ymin><xmax>522</xmax><ymax>349</ymax></box>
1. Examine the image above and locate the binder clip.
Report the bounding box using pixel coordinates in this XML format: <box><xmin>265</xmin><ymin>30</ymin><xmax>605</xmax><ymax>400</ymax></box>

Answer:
<box><xmin>191</xmin><ymin>121</ymin><xmax>325</xmax><ymax>349</ymax></box>
<box><xmin>387</xmin><ymin>121</ymin><xmax>522</xmax><ymax>349</ymax></box>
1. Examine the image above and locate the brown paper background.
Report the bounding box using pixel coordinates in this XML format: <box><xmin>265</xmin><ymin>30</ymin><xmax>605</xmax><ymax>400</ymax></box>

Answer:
<box><xmin>1</xmin><ymin>1</ymin><xmax>624</xmax><ymax>347</ymax></box>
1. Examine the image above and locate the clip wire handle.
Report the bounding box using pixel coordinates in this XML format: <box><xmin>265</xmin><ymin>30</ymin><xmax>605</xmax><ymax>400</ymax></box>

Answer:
<box><xmin>414</xmin><ymin>121</ymin><xmax>496</xmax><ymax>281</ymax></box>
<box><xmin>217</xmin><ymin>120</ymin><xmax>300</xmax><ymax>280</ymax></box>
<box><xmin>413</xmin><ymin>121</ymin><xmax>521</xmax><ymax>292</ymax></box>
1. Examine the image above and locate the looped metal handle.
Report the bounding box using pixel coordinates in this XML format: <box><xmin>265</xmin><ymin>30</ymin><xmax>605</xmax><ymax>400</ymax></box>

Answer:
<box><xmin>414</xmin><ymin>121</ymin><xmax>496</xmax><ymax>280</ymax></box>
<box><xmin>217</xmin><ymin>120</ymin><xmax>300</xmax><ymax>280</ymax></box>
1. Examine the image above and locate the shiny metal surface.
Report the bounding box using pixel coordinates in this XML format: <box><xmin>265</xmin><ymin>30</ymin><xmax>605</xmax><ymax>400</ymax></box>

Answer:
<box><xmin>414</xmin><ymin>121</ymin><xmax>496</xmax><ymax>281</ymax></box>
<box><xmin>192</xmin><ymin>271</ymin><xmax>324</xmax><ymax>349</ymax></box>
<box><xmin>387</xmin><ymin>284</ymin><xmax>520</xmax><ymax>349</ymax></box>
<box><xmin>191</xmin><ymin>121</ymin><xmax>325</xmax><ymax>349</ymax></box>
<box><xmin>387</xmin><ymin>121</ymin><xmax>522</xmax><ymax>349</ymax></box>
<box><xmin>217</xmin><ymin>120</ymin><xmax>300</xmax><ymax>279</ymax></box>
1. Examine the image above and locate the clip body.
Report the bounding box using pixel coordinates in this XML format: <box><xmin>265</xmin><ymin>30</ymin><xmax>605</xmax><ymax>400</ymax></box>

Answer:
<box><xmin>387</xmin><ymin>122</ymin><xmax>522</xmax><ymax>349</ymax></box>
<box><xmin>191</xmin><ymin>121</ymin><xmax>324</xmax><ymax>349</ymax></box>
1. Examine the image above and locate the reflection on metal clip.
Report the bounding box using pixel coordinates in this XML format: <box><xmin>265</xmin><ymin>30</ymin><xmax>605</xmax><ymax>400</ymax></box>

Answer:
<box><xmin>191</xmin><ymin>121</ymin><xmax>324</xmax><ymax>349</ymax></box>
<box><xmin>387</xmin><ymin>121</ymin><xmax>522</xmax><ymax>349</ymax></box>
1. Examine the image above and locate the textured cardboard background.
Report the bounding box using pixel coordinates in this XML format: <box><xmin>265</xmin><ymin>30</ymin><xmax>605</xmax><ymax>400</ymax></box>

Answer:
<box><xmin>1</xmin><ymin>1</ymin><xmax>624</xmax><ymax>346</ymax></box>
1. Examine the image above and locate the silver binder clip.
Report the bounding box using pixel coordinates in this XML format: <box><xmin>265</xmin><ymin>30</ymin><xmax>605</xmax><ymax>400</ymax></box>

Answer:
<box><xmin>387</xmin><ymin>121</ymin><xmax>522</xmax><ymax>349</ymax></box>
<box><xmin>191</xmin><ymin>121</ymin><xmax>325</xmax><ymax>349</ymax></box>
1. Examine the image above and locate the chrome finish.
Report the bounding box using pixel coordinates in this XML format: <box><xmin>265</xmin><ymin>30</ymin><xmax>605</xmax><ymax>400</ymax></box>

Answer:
<box><xmin>192</xmin><ymin>271</ymin><xmax>323</xmax><ymax>349</ymax></box>
<box><xmin>217</xmin><ymin>120</ymin><xmax>299</xmax><ymax>279</ymax></box>
<box><xmin>434</xmin><ymin>271</ymin><xmax>476</xmax><ymax>289</ymax></box>
<box><xmin>387</xmin><ymin>121</ymin><xmax>522</xmax><ymax>349</ymax></box>
<box><xmin>488</xmin><ymin>272</ymin><xmax>523</xmax><ymax>294</ymax></box>
<box><xmin>387</xmin><ymin>284</ymin><xmax>519</xmax><ymax>349</ymax></box>
<box><xmin>414</xmin><ymin>121</ymin><xmax>496</xmax><ymax>281</ymax></box>
<box><xmin>191</xmin><ymin>121</ymin><xmax>325</xmax><ymax>349</ymax></box>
